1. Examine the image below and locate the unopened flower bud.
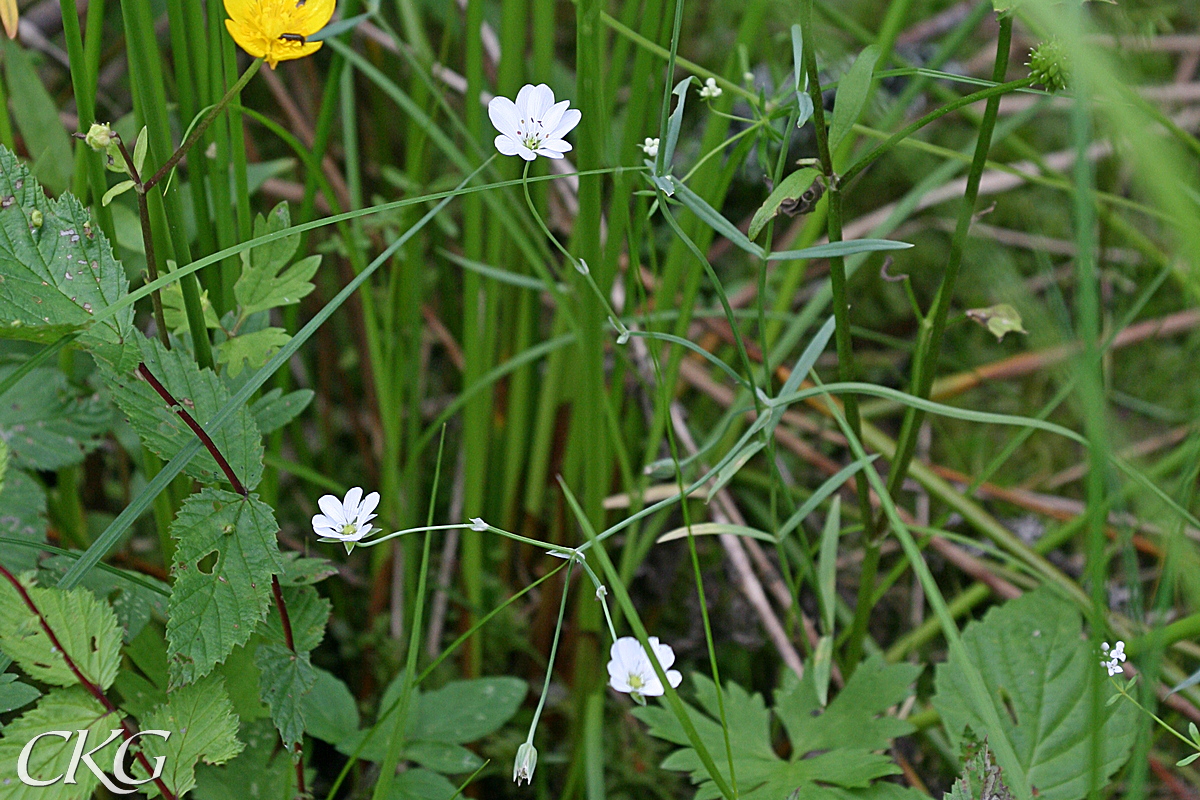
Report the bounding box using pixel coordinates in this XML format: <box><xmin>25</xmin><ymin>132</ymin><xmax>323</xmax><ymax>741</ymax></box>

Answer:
<box><xmin>1027</xmin><ymin>39</ymin><xmax>1070</xmax><ymax>93</ymax></box>
<box><xmin>513</xmin><ymin>742</ymin><xmax>537</xmax><ymax>785</ymax></box>
<box><xmin>85</xmin><ymin>122</ymin><xmax>115</xmax><ymax>152</ymax></box>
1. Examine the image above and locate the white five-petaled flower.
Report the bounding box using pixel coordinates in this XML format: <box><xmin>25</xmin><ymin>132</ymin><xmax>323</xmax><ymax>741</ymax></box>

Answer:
<box><xmin>698</xmin><ymin>77</ymin><xmax>723</xmax><ymax>99</ymax></box>
<box><xmin>607</xmin><ymin>636</ymin><xmax>682</xmax><ymax>705</ymax></box>
<box><xmin>640</xmin><ymin>137</ymin><xmax>660</xmax><ymax>158</ymax></box>
<box><xmin>488</xmin><ymin>83</ymin><xmax>581</xmax><ymax>161</ymax></box>
<box><xmin>312</xmin><ymin>487</ymin><xmax>380</xmax><ymax>551</ymax></box>
<box><xmin>1101</xmin><ymin>640</ymin><xmax>1127</xmax><ymax>677</ymax></box>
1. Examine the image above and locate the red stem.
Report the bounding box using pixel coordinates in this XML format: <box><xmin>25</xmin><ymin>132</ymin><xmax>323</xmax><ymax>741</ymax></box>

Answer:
<box><xmin>0</xmin><ymin>563</ymin><xmax>177</xmax><ymax>800</ymax></box>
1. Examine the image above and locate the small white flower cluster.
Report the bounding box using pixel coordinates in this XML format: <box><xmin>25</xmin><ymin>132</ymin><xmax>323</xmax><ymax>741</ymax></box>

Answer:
<box><xmin>1101</xmin><ymin>640</ymin><xmax>1126</xmax><ymax>677</ymax></box>
<box><xmin>698</xmin><ymin>77</ymin><xmax>723</xmax><ymax>99</ymax></box>
<box><xmin>640</xmin><ymin>137</ymin><xmax>660</xmax><ymax>158</ymax></box>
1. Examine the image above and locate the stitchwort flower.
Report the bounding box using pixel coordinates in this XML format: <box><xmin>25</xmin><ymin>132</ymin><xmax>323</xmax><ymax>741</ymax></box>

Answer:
<box><xmin>640</xmin><ymin>137</ymin><xmax>660</xmax><ymax>158</ymax></box>
<box><xmin>1101</xmin><ymin>640</ymin><xmax>1127</xmax><ymax>677</ymax></box>
<box><xmin>312</xmin><ymin>486</ymin><xmax>380</xmax><ymax>553</ymax></box>
<box><xmin>607</xmin><ymin>636</ymin><xmax>682</xmax><ymax>705</ymax></box>
<box><xmin>488</xmin><ymin>84</ymin><xmax>581</xmax><ymax>161</ymax></box>
<box><xmin>224</xmin><ymin>0</ymin><xmax>336</xmax><ymax>69</ymax></box>
<box><xmin>698</xmin><ymin>77</ymin><xmax>723</xmax><ymax>99</ymax></box>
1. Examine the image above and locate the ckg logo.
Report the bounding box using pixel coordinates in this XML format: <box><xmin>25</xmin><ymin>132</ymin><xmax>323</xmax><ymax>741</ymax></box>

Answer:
<box><xmin>16</xmin><ymin>728</ymin><xmax>171</xmax><ymax>795</ymax></box>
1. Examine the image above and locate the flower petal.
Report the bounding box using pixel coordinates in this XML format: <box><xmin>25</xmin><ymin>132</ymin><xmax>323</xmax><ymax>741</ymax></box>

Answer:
<box><xmin>666</xmin><ymin>669</ymin><xmax>683</xmax><ymax>688</ymax></box>
<box><xmin>357</xmin><ymin>491</ymin><xmax>381</xmax><ymax>522</ymax></box>
<box><xmin>534</xmin><ymin>148</ymin><xmax>565</xmax><ymax>159</ymax></box>
<box><xmin>344</xmin><ymin>486</ymin><xmax>364</xmax><ymax>514</ymax></box>
<box><xmin>547</xmin><ymin>108</ymin><xmax>581</xmax><ymax>140</ymax></box>
<box><xmin>293</xmin><ymin>0</ymin><xmax>336</xmax><ymax>35</ymax></box>
<box><xmin>495</xmin><ymin>134</ymin><xmax>524</xmax><ymax>157</ymax></box>
<box><xmin>539</xmin><ymin>100</ymin><xmax>570</xmax><ymax>134</ymax></box>
<box><xmin>651</xmin><ymin>639</ymin><xmax>676</xmax><ymax>670</ymax></box>
<box><xmin>538</xmin><ymin>138</ymin><xmax>572</xmax><ymax>153</ymax></box>
<box><xmin>488</xmin><ymin>96</ymin><xmax>521</xmax><ymax>138</ymax></box>
<box><xmin>318</xmin><ymin>493</ymin><xmax>348</xmax><ymax>524</ymax></box>
<box><xmin>514</xmin><ymin>84</ymin><xmax>539</xmax><ymax>119</ymax></box>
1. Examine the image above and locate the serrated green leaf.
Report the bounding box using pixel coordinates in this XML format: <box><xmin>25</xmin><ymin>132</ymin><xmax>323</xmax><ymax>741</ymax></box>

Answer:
<box><xmin>302</xmin><ymin>667</ymin><xmax>359</xmax><ymax>746</ymax></box>
<box><xmin>0</xmin><ymin>672</ymin><xmax>40</xmax><ymax>715</ymax></box>
<box><xmin>215</xmin><ymin>327</ymin><xmax>292</xmax><ymax>378</ymax></box>
<box><xmin>133</xmin><ymin>675</ymin><xmax>244</xmax><ymax>798</ymax></box>
<box><xmin>933</xmin><ymin>588</ymin><xmax>1136</xmax><ymax>800</ymax></box>
<box><xmin>250</xmin><ymin>388</ymin><xmax>313</xmax><ymax>435</ymax></box>
<box><xmin>0</xmin><ymin>466</ymin><xmax>48</xmax><ymax>571</ymax></box>
<box><xmin>0</xmin><ymin>573</ymin><xmax>122</xmax><ymax>690</ymax></box>
<box><xmin>166</xmin><ymin>488</ymin><xmax>283</xmax><ymax>687</ymax></box>
<box><xmin>277</xmin><ymin>551</ymin><xmax>336</xmax><ymax>586</ymax></box>
<box><xmin>113</xmin><ymin>669</ymin><xmax>166</xmax><ymax>719</ymax></box>
<box><xmin>261</xmin><ymin>584</ymin><xmax>329</xmax><ymax>653</ymax></box>
<box><xmin>637</xmin><ymin>654</ymin><xmax>919</xmax><ymax>800</ymax></box>
<box><xmin>0</xmin><ymin>363</ymin><xmax>110</xmax><ymax>470</ymax></box>
<box><xmin>2</xmin><ymin>41</ymin><xmax>73</xmax><ymax>195</ymax></box>
<box><xmin>255</xmin><ymin>640</ymin><xmax>316</xmax><ymax>747</ymax></box>
<box><xmin>0</xmin><ymin>687</ymin><xmax>119</xmax><ymax>800</ymax></box>
<box><xmin>211</xmin><ymin>638</ymin><xmax>271</xmax><ymax>722</ymax></box>
<box><xmin>749</xmin><ymin>168</ymin><xmax>820</xmax><ymax>240</ymax></box>
<box><xmin>39</xmin><ymin>555</ymin><xmax>169</xmax><ymax>643</ymax></box>
<box><xmin>828</xmin><ymin>45</ymin><xmax>880</xmax><ymax>152</ymax></box>
<box><xmin>0</xmin><ymin>145</ymin><xmax>135</xmax><ymax>365</ymax></box>
<box><xmin>409</xmin><ymin>677</ymin><xmax>527</xmax><ymax>744</ymax></box>
<box><xmin>234</xmin><ymin>203</ymin><xmax>319</xmax><ymax>316</ymax></box>
<box><xmin>104</xmin><ymin>332</ymin><xmax>264</xmax><ymax>490</ymax></box>
<box><xmin>193</xmin><ymin>719</ymin><xmax>302</xmax><ymax>800</ymax></box>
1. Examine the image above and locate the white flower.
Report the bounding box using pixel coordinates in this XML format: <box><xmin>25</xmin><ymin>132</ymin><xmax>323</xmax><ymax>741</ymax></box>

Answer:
<box><xmin>312</xmin><ymin>487</ymin><xmax>380</xmax><ymax>549</ymax></box>
<box><xmin>1101</xmin><ymin>640</ymin><xmax>1127</xmax><ymax>677</ymax></box>
<box><xmin>488</xmin><ymin>83</ymin><xmax>581</xmax><ymax>161</ymax></box>
<box><xmin>698</xmin><ymin>77</ymin><xmax>723</xmax><ymax>99</ymax></box>
<box><xmin>607</xmin><ymin>636</ymin><xmax>682</xmax><ymax>705</ymax></box>
<box><xmin>640</xmin><ymin>137</ymin><xmax>660</xmax><ymax>158</ymax></box>
<box><xmin>513</xmin><ymin>742</ymin><xmax>537</xmax><ymax>785</ymax></box>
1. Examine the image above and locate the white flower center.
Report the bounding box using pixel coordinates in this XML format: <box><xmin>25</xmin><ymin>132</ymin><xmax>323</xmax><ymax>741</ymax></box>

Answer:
<box><xmin>517</xmin><ymin>118</ymin><xmax>546</xmax><ymax>151</ymax></box>
<box><xmin>340</xmin><ymin>522</ymin><xmax>358</xmax><ymax>537</ymax></box>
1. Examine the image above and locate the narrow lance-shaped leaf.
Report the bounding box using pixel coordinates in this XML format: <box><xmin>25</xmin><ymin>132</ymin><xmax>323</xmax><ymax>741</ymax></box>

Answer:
<box><xmin>0</xmin><ymin>145</ymin><xmax>135</xmax><ymax>368</ymax></box>
<box><xmin>828</xmin><ymin>45</ymin><xmax>881</xmax><ymax>153</ymax></box>
<box><xmin>166</xmin><ymin>488</ymin><xmax>284</xmax><ymax>687</ymax></box>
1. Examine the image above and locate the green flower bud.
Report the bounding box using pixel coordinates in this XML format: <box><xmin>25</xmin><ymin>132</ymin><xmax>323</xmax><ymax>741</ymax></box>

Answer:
<box><xmin>85</xmin><ymin>122</ymin><xmax>115</xmax><ymax>152</ymax></box>
<box><xmin>1027</xmin><ymin>39</ymin><xmax>1070</xmax><ymax>93</ymax></box>
<box><xmin>513</xmin><ymin>742</ymin><xmax>537</xmax><ymax>786</ymax></box>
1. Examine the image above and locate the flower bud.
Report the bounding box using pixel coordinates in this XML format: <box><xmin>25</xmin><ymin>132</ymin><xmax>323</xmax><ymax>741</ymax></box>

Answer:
<box><xmin>85</xmin><ymin>122</ymin><xmax>116</xmax><ymax>152</ymax></box>
<box><xmin>513</xmin><ymin>742</ymin><xmax>537</xmax><ymax>785</ymax></box>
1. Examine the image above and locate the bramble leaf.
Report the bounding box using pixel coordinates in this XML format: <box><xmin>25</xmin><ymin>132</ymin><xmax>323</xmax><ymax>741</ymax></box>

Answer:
<box><xmin>255</xmin><ymin>641</ymin><xmax>316</xmax><ymax>748</ymax></box>
<box><xmin>0</xmin><ymin>145</ymin><xmax>135</xmax><ymax>366</ymax></box>
<box><xmin>261</xmin><ymin>584</ymin><xmax>329</xmax><ymax>654</ymax></box>
<box><xmin>133</xmin><ymin>675</ymin><xmax>244</xmax><ymax>798</ymax></box>
<box><xmin>194</xmin><ymin>719</ymin><xmax>304</xmax><ymax>800</ymax></box>
<box><xmin>0</xmin><ymin>687</ymin><xmax>120</xmax><ymax>800</ymax></box>
<box><xmin>933</xmin><ymin>588</ymin><xmax>1136</xmax><ymax>800</ymax></box>
<box><xmin>0</xmin><ymin>363</ymin><xmax>110</xmax><ymax>470</ymax></box>
<box><xmin>234</xmin><ymin>203</ymin><xmax>319</xmax><ymax>316</ymax></box>
<box><xmin>0</xmin><ymin>672</ymin><xmax>40</xmax><ymax>717</ymax></box>
<box><xmin>166</xmin><ymin>488</ymin><xmax>283</xmax><ymax>687</ymax></box>
<box><xmin>104</xmin><ymin>332</ymin><xmax>264</xmax><ymax>490</ymax></box>
<box><xmin>0</xmin><ymin>573</ymin><xmax>122</xmax><ymax>690</ymax></box>
<box><xmin>0</xmin><ymin>466</ymin><xmax>47</xmax><ymax>572</ymax></box>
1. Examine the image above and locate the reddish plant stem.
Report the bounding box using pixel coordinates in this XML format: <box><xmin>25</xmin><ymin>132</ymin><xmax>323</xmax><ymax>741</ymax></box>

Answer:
<box><xmin>136</xmin><ymin>361</ymin><xmax>307</xmax><ymax>797</ymax></box>
<box><xmin>0</xmin><ymin>563</ymin><xmax>177</xmax><ymax>800</ymax></box>
<box><xmin>136</xmin><ymin>363</ymin><xmax>247</xmax><ymax>495</ymax></box>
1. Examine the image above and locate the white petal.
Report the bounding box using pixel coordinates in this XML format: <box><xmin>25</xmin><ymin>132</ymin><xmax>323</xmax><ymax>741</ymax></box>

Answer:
<box><xmin>528</xmin><ymin>84</ymin><xmax>555</xmax><ymax>120</ymax></box>
<box><xmin>547</xmin><ymin>108</ymin><xmax>581</xmax><ymax>140</ymax></box>
<box><xmin>357</xmin><ymin>491</ymin><xmax>381</xmax><ymax>522</ymax></box>
<box><xmin>318</xmin><ymin>494</ymin><xmax>348</xmax><ymax>524</ymax></box>
<box><xmin>639</xmin><ymin>675</ymin><xmax>666</xmax><ymax>696</ymax></box>
<box><xmin>344</xmin><ymin>486</ymin><xmax>364</xmax><ymax>513</ymax></box>
<box><xmin>539</xmin><ymin>99</ymin><xmax>570</xmax><ymax>134</ymax></box>
<box><xmin>517</xmin><ymin>147</ymin><xmax>538</xmax><ymax>161</ymax></box>
<box><xmin>539</xmin><ymin>138</ymin><xmax>572</xmax><ymax>153</ymax></box>
<box><xmin>651</xmin><ymin>640</ymin><xmax>676</xmax><ymax>670</ymax></box>
<box><xmin>495</xmin><ymin>135</ymin><xmax>524</xmax><ymax>157</ymax></box>
<box><xmin>666</xmin><ymin>669</ymin><xmax>683</xmax><ymax>688</ymax></box>
<box><xmin>609</xmin><ymin>673</ymin><xmax>632</xmax><ymax>693</ymax></box>
<box><xmin>488</xmin><ymin>96</ymin><xmax>521</xmax><ymax>138</ymax></box>
<box><xmin>312</xmin><ymin>514</ymin><xmax>337</xmax><ymax>531</ymax></box>
<box><xmin>534</xmin><ymin>148</ymin><xmax>565</xmax><ymax>159</ymax></box>
<box><xmin>514</xmin><ymin>84</ymin><xmax>539</xmax><ymax>118</ymax></box>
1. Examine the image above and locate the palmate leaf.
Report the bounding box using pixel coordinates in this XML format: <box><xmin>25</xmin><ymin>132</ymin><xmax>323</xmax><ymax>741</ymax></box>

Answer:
<box><xmin>0</xmin><ymin>687</ymin><xmax>120</xmax><ymax>800</ymax></box>
<box><xmin>932</xmin><ymin>588</ymin><xmax>1136</xmax><ymax>800</ymax></box>
<box><xmin>133</xmin><ymin>675</ymin><xmax>244</xmax><ymax>798</ymax></box>
<box><xmin>0</xmin><ymin>145</ymin><xmax>135</xmax><ymax>367</ymax></box>
<box><xmin>0</xmin><ymin>362</ymin><xmax>110</xmax><ymax>470</ymax></box>
<box><xmin>0</xmin><ymin>572</ymin><xmax>122</xmax><ymax>690</ymax></box>
<box><xmin>166</xmin><ymin>488</ymin><xmax>283</xmax><ymax>687</ymax></box>
<box><xmin>635</xmin><ymin>655</ymin><xmax>923</xmax><ymax>800</ymax></box>
<box><xmin>234</xmin><ymin>202</ymin><xmax>319</xmax><ymax>316</ymax></box>
<box><xmin>104</xmin><ymin>332</ymin><xmax>264</xmax><ymax>490</ymax></box>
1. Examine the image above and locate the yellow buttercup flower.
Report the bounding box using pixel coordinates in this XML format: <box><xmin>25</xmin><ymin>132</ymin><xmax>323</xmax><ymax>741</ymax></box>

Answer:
<box><xmin>223</xmin><ymin>0</ymin><xmax>335</xmax><ymax>69</ymax></box>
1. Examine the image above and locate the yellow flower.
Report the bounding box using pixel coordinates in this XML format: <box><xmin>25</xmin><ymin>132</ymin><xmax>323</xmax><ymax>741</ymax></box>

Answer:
<box><xmin>223</xmin><ymin>0</ymin><xmax>335</xmax><ymax>69</ymax></box>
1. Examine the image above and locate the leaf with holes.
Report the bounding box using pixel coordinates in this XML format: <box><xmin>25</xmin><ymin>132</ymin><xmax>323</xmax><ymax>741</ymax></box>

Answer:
<box><xmin>166</xmin><ymin>488</ymin><xmax>283</xmax><ymax>687</ymax></box>
<box><xmin>0</xmin><ymin>572</ymin><xmax>122</xmax><ymax>690</ymax></box>
<box><xmin>933</xmin><ymin>588</ymin><xmax>1136</xmax><ymax>800</ymax></box>
<box><xmin>256</xmin><ymin>641</ymin><xmax>317</xmax><ymax>748</ymax></box>
<box><xmin>103</xmin><ymin>332</ymin><xmax>264</xmax><ymax>490</ymax></box>
<box><xmin>133</xmin><ymin>675</ymin><xmax>244</xmax><ymax>798</ymax></box>
<box><xmin>0</xmin><ymin>145</ymin><xmax>135</xmax><ymax>366</ymax></box>
<box><xmin>0</xmin><ymin>363</ymin><xmax>110</xmax><ymax>471</ymax></box>
<box><xmin>234</xmin><ymin>203</ymin><xmax>320</xmax><ymax>316</ymax></box>
<box><xmin>0</xmin><ymin>687</ymin><xmax>121</xmax><ymax>800</ymax></box>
